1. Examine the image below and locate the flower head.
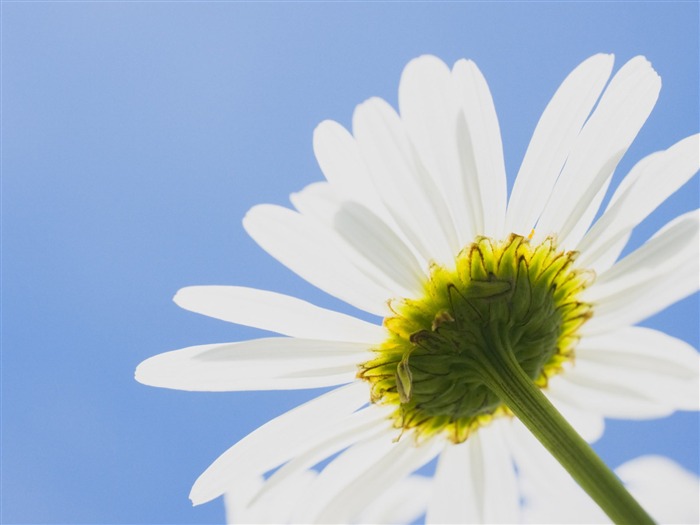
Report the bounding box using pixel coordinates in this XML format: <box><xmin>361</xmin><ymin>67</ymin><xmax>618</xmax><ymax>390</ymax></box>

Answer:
<box><xmin>136</xmin><ymin>54</ymin><xmax>699</xmax><ymax>523</ymax></box>
<box><xmin>360</xmin><ymin>233</ymin><xmax>594</xmax><ymax>443</ymax></box>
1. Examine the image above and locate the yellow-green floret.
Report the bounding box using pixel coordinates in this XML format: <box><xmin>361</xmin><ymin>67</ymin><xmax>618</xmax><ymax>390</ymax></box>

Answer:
<box><xmin>358</xmin><ymin>234</ymin><xmax>594</xmax><ymax>443</ymax></box>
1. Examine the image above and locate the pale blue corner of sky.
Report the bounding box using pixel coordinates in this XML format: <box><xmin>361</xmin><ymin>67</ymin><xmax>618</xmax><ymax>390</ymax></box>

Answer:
<box><xmin>2</xmin><ymin>2</ymin><xmax>699</xmax><ymax>524</ymax></box>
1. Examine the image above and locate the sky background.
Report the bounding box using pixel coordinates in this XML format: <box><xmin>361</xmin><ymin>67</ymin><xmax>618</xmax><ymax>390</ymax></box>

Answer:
<box><xmin>2</xmin><ymin>2</ymin><xmax>699</xmax><ymax>524</ymax></box>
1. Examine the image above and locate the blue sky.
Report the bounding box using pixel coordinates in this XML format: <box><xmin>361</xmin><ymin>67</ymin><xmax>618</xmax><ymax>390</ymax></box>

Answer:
<box><xmin>2</xmin><ymin>2</ymin><xmax>698</xmax><ymax>524</ymax></box>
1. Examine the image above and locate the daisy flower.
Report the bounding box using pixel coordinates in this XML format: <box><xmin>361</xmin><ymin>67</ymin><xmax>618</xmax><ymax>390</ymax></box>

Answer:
<box><xmin>136</xmin><ymin>54</ymin><xmax>699</xmax><ymax>523</ymax></box>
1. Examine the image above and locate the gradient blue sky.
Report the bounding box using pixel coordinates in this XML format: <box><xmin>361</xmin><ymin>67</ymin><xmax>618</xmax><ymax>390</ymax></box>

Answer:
<box><xmin>3</xmin><ymin>2</ymin><xmax>699</xmax><ymax>524</ymax></box>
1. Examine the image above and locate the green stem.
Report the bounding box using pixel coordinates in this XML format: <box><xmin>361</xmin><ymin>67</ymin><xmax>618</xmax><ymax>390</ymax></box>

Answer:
<box><xmin>475</xmin><ymin>333</ymin><xmax>654</xmax><ymax>525</ymax></box>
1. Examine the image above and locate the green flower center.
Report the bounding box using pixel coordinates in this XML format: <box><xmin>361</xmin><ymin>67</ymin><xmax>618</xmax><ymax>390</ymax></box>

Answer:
<box><xmin>358</xmin><ymin>234</ymin><xmax>594</xmax><ymax>443</ymax></box>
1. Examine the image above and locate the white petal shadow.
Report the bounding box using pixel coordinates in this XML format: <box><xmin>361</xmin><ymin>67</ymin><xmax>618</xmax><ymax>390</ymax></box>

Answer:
<box><xmin>290</xmin><ymin>182</ymin><xmax>426</xmax><ymax>295</ymax></box>
<box><xmin>399</xmin><ymin>54</ymin><xmax>478</xmax><ymax>248</ymax></box>
<box><xmin>353</xmin><ymin>97</ymin><xmax>457</xmax><ymax>266</ymax></box>
<box><xmin>452</xmin><ymin>59</ymin><xmax>508</xmax><ymax>239</ymax></box>
<box><xmin>244</xmin><ymin>204</ymin><xmax>394</xmax><ymax>316</ymax></box>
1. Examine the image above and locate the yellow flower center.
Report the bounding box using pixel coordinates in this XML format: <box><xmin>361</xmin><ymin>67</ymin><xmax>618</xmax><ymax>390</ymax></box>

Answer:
<box><xmin>358</xmin><ymin>234</ymin><xmax>594</xmax><ymax>443</ymax></box>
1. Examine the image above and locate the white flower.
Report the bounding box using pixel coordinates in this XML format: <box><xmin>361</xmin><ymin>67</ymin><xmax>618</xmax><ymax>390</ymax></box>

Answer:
<box><xmin>136</xmin><ymin>54</ymin><xmax>700</xmax><ymax>523</ymax></box>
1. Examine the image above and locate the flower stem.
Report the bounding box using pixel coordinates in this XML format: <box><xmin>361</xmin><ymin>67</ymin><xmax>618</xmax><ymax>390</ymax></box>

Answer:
<box><xmin>475</xmin><ymin>332</ymin><xmax>655</xmax><ymax>525</ymax></box>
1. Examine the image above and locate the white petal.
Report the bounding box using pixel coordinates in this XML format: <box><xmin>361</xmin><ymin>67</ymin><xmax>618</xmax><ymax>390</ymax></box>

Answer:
<box><xmin>617</xmin><ymin>456</ymin><xmax>700</xmax><ymax>525</ymax></box>
<box><xmin>506</xmin><ymin>419</ymin><xmax>562</xmax><ymax>494</ymax></box>
<box><xmin>426</xmin><ymin>420</ymin><xmax>519</xmax><ymax>524</ymax></box>
<box><xmin>290</xmin><ymin>182</ymin><xmax>426</xmax><ymax>295</ymax></box>
<box><xmin>452</xmin><ymin>59</ymin><xmax>508</xmax><ymax>238</ymax></box>
<box><xmin>543</xmin><ymin>388</ymin><xmax>606</xmax><ymax>442</ymax></box>
<box><xmin>583</xmin><ymin>210</ymin><xmax>699</xmax><ymax>332</ymax></box>
<box><xmin>506</xmin><ymin>54</ymin><xmax>615</xmax><ymax>237</ymax></box>
<box><xmin>510</xmin><ymin>419</ymin><xmax>610</xmax><ymax>524</ymax></box>
<box><xmin>189</xmin><ymin>382</ymin><xmax>369</xmax><ymax>505</ymax></box>
<box><xmin>295</xmin><ymin>431</ymin><xmax>441</xmax><ymax>524</ymax></box>
<box><xmin>174</xmin><ymin>286</ymin><xmax>384</xmax><ymax>343</ymax></box>
<box><xmin>313</xmin><ymin>120</ymin><xmax>390</xmax><ymax>220</ymax></box>
<box><xmin>243</xmin><ymin>204</ymin><xmax>393</xmax><ymax>316</ymax></box>
<box><xmin>313</xmin><ymin>122</ymin><xmax>427</xmax><ymax>268</ymax></box>
<box><xmin>250</xmin><ymin>405</ymin><xmax>392</xmax><ymax>507</ymax></box>
<box><xmin>573</xmin><ymin>327</ymin><xmax>699</xmax><ymax>412</ymax></box>
<box><xmin>398</xmin><ymin>55</ymin><xmax>478</xmax><ymax>248</ymax></box>
<box><xmin>135</xmin><ymin>338</ymin><xmax>368</xmax><ymax>392</ymax></box>
<box><xmin>535</xmin><ymin>56</ymin><xmax>661</xmax><ymax>248</ymax></box>
<box><xmin>520</xmin><ymin>450</ymin><xmax>700</xmax><ymax>525</ymax></box>
<box><xmin>577</xmin><ymin>134</ymin><xmax>700</xmax><ymax>273</ymax></box>
<box><xmin>357</xmin><ymin>474</ymin><xmax>432</xmax><ymax>525</ymax></box>
<box><xmin>548</xmin><ymin>324</ymin><xmax>700</xmax><ymax>418</ymax></box>
<box><xmin>551</xmin><ymin>370</ymin><xmax>674</xmax><ymax>420</ymax></box>
<box><xmin>426</xmin><ymin>441</ymin><xmax>472</xmax><ymax>524</ymax></box>
<box><xmin>223</xmin><ymin>475</ymin><xmax>264</xmax><ymax>524</ymax></box>
<box><xmin>225</xmin><ymin>471</ymin><xmax>319</xmax><ymax>524</ymax></box>
<box><xmin>479</xmin><ymin>421</ymin><xmax>520</xmax><ymax>524</ymax></box>
<box><xmin>353</xmin><ymin>97</ymin><xmax>457</xmax><ymax>266</ymax></box>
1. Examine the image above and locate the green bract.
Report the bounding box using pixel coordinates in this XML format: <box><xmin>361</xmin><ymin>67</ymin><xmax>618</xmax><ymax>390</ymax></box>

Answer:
<box><xmin>359</xmin><ymin>234</ymin><xmax>594</xmax><ymax>443</ymax></box>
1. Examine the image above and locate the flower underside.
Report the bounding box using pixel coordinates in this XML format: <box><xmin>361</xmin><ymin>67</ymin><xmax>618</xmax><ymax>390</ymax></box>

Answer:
<box><xmin>359</xmin><ymin>234</ymin><xmax>594</xmax><ymax>443</ymax></box>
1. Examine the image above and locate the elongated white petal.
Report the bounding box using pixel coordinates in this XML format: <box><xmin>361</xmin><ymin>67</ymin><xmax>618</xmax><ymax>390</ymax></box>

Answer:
<box><xmin>573</xmin><ymin>327</ymin><xmax>699</xmax><ymax>411</ymax></box>
<box><xmin>250</xmin><ymin>405</ymin><xmax>392</xmax><ymax>506</ymax></box>
<box><xmin>426</xmin><ymin>420</ymin><xmax>519</xmax><ymax>524</ymax></box>
<box><xmin>426</xmin><ymin>441</ymin><xmax>472</xmax><ymax>524</ymax></box>
<box><xmin>357</xmin><ymin>474</ymin><xmax>432</xmax><ymax>525</ymax></box>
<box><xmin>617</xmin><ymin>456</ymin><xmax>700</xmax><ymax>525</ymax></box>
<box><xmin>506</xmin><ymin>54</ymin><xmax>615</xmax><ymax>236</ymax></box>
<box><xmin>452</xmin><ymin>59</ymin><xmax>508</xmax><ymax>238</ymax></box>
<box><xmin>313</xmin><ymin>120</ymin><xmax>390</xmax><ymax>220</ymax></box>
<box><xmin>135</xmin><ymin>338</ymin><xmax>368</xmax><ymax>392</ymax></box>
<box><xmin>520</xmin><ymin>451</ymin><xmax>700</xmax><ymax>524</ymax></box>
<box><xmin>225</xmin><ymin>469</ymin><xmax>432</xmax><ymax>525</ymax></box>
<box><xmin>174</xmin><ymin>286</ymin><xmax>384</xmax><ymax>343</ymax></box>
<box><xmin>506</xmin><ymin>418</ymin><xmax>567</xmax><ymax>494</ymax></box>
<box><xmin>477</xmin><ymin>421</ymin><xmax>520</xmax><ymax>524</ymax></box>
<box><xmin>578</xmin><ymin>134</ymin><xmax>700</xmax><ymax>272</ymax></box>
<box><xmin>506</xmin><ymin>416</ymin><xmax>607</xmax><ymax>524</ymax></box>
<box><xmin>551</xmin><ymin>327</ymin><xmax>699</xmax><ymax>420</ymax></box>
<box><xmin>513</xmin><ymin>419</ymin><xmax>608</xmax><ymax>525</ymax></box>
<box><xmin>399</xmin><ymin>55</ymin><xmax>477</xmax><ymax>247</ymax></box>
<box><xmin>550</xmin><ymin>371</ymin><xmax>674</xmax><ymax>419</ymax></box>
<box><xmin>224</xmin><ymin>471</ymin><xmax>318</xmax><ymax>524</ymax></box>
<box><xmin>583</xmin><ymin>210</ymin><xmax>699</xmax><ymax>332</ymax></box>
<box><xmin>290</xmin><ymin>182</ymin><xmax>426</xmax><ymax>295</ymax></box>
<box><xmin>353</xmin><ymin>97</ymin><xmax>457</xmax><ymax>266</ymax></box>
<box><xmin>543</xmin><ymin>388</ymin><xmax>606</xmax><ymax>442</ymax></box>
<box><xmin>223</xmin><ymin>475</ymin><xmax>265</xmax><ymax>524</ymax></box>
<box><xmin>536</xmin><ymin>56</ymin><xmax>661</xmax><ymax>248</ymax></box>
<box><xmin>190</xmin><ymin>382</ymin><xmax>368</xmax><ymax>505</ymax></box>
<box><xmin>243</xmin><ymin>204</ymin><xmax>393</xmax><ymax>316</ymax></box>
<box><xmin>294</xmin><ymin>431</ymin><xmax>440</xmax><ymax>524</ymax></box>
